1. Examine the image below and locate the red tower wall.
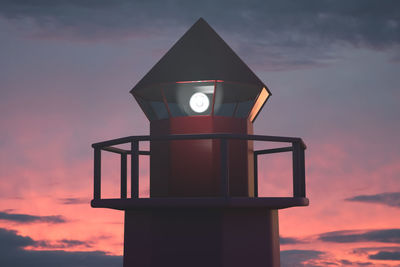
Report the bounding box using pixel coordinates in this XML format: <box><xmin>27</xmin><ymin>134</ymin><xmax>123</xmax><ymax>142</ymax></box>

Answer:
<box><xmin>123</xmin><ymin>208</ymin><xmax>280</xmax><ymax>267</ymax></box>
<box><xmin>150</xmin><ymin>116</ymin><xmax>254</xmax><ymax>197</ymax></box>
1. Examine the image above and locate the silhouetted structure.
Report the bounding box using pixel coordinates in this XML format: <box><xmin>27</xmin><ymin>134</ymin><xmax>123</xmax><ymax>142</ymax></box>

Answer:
<box><xmin>91</xmin><ymin>18</ymin><xmax>308</xmax><ymax>267</ymax></box>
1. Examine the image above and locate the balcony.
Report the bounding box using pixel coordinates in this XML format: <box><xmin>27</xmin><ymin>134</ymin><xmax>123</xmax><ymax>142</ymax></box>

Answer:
<box><xmin>91</xmin><ymin>134</ymin><xmax>308</xmax><ymax>210</ymax></box>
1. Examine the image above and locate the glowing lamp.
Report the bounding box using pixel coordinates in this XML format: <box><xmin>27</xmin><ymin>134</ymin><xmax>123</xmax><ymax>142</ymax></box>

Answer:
<box><xmin>190</xmin><ymin>92</ymin><xmax>209</xmax><ymax>113</ymax></box>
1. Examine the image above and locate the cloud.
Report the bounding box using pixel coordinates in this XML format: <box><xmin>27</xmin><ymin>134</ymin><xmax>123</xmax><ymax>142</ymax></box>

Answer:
<box><xmin>0</xmin><ymin>228</ymin><xmax>93</xmax><ymax>250</ymax></box>
<box><xmin>59</xmin><ymin>239</ymin><xmax>91</xmax><ymax>247</ymax></box>
<box><xmin>346</xmin><ymin>192</ymin><xmax>400</xmax><ymax>208</ymax></box>
<box><xmin>1</xmin><ymin>0</ymin><xmax>399</xmax><ymax>43</ymax></box>
<box><xmin>353</xmin><ymin>246</ymin><xmax>400</xmax><ymax>262</ymax></box>
<box><xmin>0</xmin><ymin>0</ymin><xmax>399</xmax><ymax>70</ymax></box>
<box><xmin>280</xmin><ymin>236</ymin><xmax>304</xmax><ymax>245</ymax></box>
<box><xmin>281</xmin><ymin>249</ymin><xmax>324</xmax><ymax>267</ymax></box>
<box><xmin>353</xmin><ymin>246</ymin><xmax>400</xmax><ymax>254</ymax></box>
<box><xmin>319</xmin><ymin>229</ymin><xmax>400</xmax><ymax>244</ymax></box>
<box><xmin>369</xmin><ymin>251</ymin><xmax>400</xmax><ymax>260</ymax></box>
<box><xmin>59</xmin><ymin>197</ymin><xmax>90</xmax><ymax>205</ymax></box>
<box><xmin>339</xmin><ymin>259</ymin><xmax>373</xmax><ymax>266</ymax></box>
<box><xmin>0</xmin><ymin>210</ymin><xmax>66</xmax><ymax>224</ymax></box>
<box><xmin>33</xmin><ymin>239</ymin><xmax>93</xmax><ymax>249</ymax></box>
<box><xmin>0</xmin><ymin>228</ymin><xmax>122</xmax><ymax>267</ymax></box>
<box><xmin>0</xmin><ymin>228</ymin><xmax>35</xmax><ymax>251</ymax></box>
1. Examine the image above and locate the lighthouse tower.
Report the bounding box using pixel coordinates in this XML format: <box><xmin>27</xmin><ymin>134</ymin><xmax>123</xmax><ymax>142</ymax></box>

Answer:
<box><xmin>91</xmin><ymin>18</ymin><xmax>308</xmax><ymax>267</ymax></box>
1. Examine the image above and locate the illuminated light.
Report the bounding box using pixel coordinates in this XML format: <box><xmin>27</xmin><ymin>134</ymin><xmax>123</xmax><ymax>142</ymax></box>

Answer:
<box><xmin>189</xmin><ymin>92</ymin><xmax>209</xmax><ymax>113</ymax></box>
<box><xmin>249</xmin><ymin>87</ymin><xmax>270</xmax><ymax>122</ymax></box>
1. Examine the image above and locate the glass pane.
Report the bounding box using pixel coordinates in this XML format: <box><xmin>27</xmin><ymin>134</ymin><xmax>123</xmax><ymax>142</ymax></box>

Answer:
<box><xmin>133</xmin><ymin>81</ymin><xmax>263</xmax><ymax>120</ymax></box>
<box><xmin>149</xmin><ymin>101</ymin><xmax>169</xmax><ymax>120</ymax></box>
<box><xmin>168</xmin><ymin>102</ymin><xmax>185</xmax><ymax>117</ymax></box>
<box><xmin>163</xmin><ymin>82</ymin><xmax>214</xmax><ymax>117</ymax></box>
<box><xmin>249</xmin><ymin>87</ymin><xmax>270</xmax><ymax>122</ymax></box>
<box><xmin>214</xmin><ymin>82</ymin><xmax>232</xmax><ymax>116</ymax></box>
<box><xmin>214</xmin><ymin>82</ymin><xmax>260</xmax><ymax>118</ymax></box>
<box><xmin>216</xmin><ymin>102</ymin><xmax>235</xmax><ymax>116</ymax></box>
<box><xmin>235</xmin><ymin>101</ymin><xmax>254</xmax><ymax>118</ymax></box>
<box><xmin>135</xmin><ymin>97</ymin><xmax>157</xmax><ymax>121</ymax></box>
<box><xmin>133</xmin><ymin>85</ymin><xmax>165</xmax><ymax>121</ymax></box>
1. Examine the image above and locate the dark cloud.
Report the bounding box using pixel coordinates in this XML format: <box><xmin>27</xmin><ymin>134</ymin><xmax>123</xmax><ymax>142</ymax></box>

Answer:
<box><xmin>339</xmin><ymin>259</ymin><xmax>372</xmax><ymax>266</ymax></box>
<box><xmin>0</xmin><ymin>228</ymin><xmax>92</xmax><ymax>250</ymax></box>
<box><xmin>0</xmin><ymin>0</ymin><xmax>399</xmax><ymax>70</ymax></box>
<box><xmin>0</xmin><ymin>228</ymin><xmax>35</xmax><ymax>251</ymax></box>
<box><xmin>353</xmin><ymin>246</ymin><xmax>400</xmax><ymax>254</ymax></box>
<box><xmin>59</xmin><ymin>197</ymin><xmax>89</xmax><ymax>205</ymax></box>
<box><xmin>340</xmin><ymin>259</ymin><xmax>352</xmax><ymax>265</ymax></box>
<box><xmin>319</xmin><ymin>229</ymin><xmax>400</xmax><ymax>244</ymax></box>
<box><xmin>34</xmin><ymin>239</ymin><xmax>93</xmax><ymax>249</ymax></box>
<box><xmin>281</xmin><ymin>249</ymin><xmax>324</xmax><ymax>266</ymax></box>
<box><xmin>369</xmin><ymin>251</ymin><xmax>400</xmax><ymax>260</ymax></box>
<box><xmin>2</xmin><ymin>0</ymin><xmax>399</xmax><ymax>45</ymax></box>
<box><xmin>0</xmin><ymin>210</ymin><xmax>66</xmax><ymax>224</ymax></box>
<box><xmin>0</xmin><ymin>228</ymin><xmax>122</xmax><ymax>267</ymax></box>
<box><xmin>281</xmin><ymin>247</ymin><xmax>375</xmax><ymax>266</ymax></box>
<box><xmin>353</xmin><ymin>246</ymin><xmax>400</xmax><ymax>262</ymax></box>
<box><xmin>59</xmin><ymin>239</ymin><xmax>91</xmax><ymax>247</ymax></box>
<box><xmin>346</xmin><ymin>192</ymin><xmax>400</xmax><ymax>208</ymax></box>
<box><xmin>280</xmin><ymin>236</ymin><xmax>304</xmax><ymax>245</ymax></box>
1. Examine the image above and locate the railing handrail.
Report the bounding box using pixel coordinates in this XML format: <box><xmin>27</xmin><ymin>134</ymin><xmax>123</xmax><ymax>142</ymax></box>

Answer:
<box><xmin>92</xmin><ymin>133</ymin><xmax>306</xmax><ymax>149</ymax></box>
<box><xmin>92</xmin><ymin>133</ymin><xmax>306</xmax><ymax>201</ymax></box>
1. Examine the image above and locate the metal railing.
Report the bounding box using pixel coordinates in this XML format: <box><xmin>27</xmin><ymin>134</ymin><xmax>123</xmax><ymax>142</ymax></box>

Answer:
<box><xmin>91</xmin><ymin>134</ymin><xmax>306</xmax><ymax>200</ymax></box>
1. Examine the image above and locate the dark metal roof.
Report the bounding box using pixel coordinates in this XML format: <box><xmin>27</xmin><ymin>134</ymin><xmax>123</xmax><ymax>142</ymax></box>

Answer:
<box><xmin>130</xmin><ymin>18</ymin><xmax>270</xmax><ymax>95</ymax></box>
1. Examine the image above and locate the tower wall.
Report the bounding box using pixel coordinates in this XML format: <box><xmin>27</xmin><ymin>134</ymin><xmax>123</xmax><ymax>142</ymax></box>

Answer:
<box><xmin>150</xmin><ymin>116</ymin><xmax>254</xmax><ymax>197</ymax></box>
<box><xmin>123</xmin><ymin>208</ymin><xmax>280</xmax><ymax>267</ymax></box>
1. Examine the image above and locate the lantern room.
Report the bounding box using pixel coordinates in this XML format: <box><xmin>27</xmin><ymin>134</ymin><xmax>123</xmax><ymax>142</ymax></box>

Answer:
<box><xmin>133</xmin><ymin>80</ymin><xmax>269</xmax><ymax>122</ymax></box>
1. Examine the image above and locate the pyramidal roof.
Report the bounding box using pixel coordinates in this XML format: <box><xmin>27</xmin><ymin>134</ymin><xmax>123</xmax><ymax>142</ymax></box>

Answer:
<box><xmin>130</xmin><ymin>18</ymin><xmax>270</xmax><ymax>94</ymax></box>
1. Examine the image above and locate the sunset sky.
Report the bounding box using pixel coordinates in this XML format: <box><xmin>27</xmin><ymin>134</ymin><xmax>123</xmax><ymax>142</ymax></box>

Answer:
<box><xmin>1</xmin><ymin>1</ymin><xmax>400</xmax><ymax>266</ymax></box>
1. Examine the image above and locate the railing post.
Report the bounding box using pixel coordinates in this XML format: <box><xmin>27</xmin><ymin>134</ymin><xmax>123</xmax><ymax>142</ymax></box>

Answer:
<box><xmin>121</xmin><ymin>153</ymin><xmax>127</xmax><ymax>199</ymax></box>
<box><xmin>131</xmin><ymin>140</ymin><xmax>139</xmax><ymax>198</ymax></box>
<box><xmin>254</xmin><ymin>152</ymin><xmax>258</xmax><ymax>198</ymax></box>
<box><xmin>93</xmin><ymin>148</ymin><xmax>101</xmax><ymax>200</ymax></box>
<box><xmin>220</xmin><ymin>139</ymin><xmax>229</xmax><ymax>198</ymax></box>
<box><xmin>299</xmin><ymin>143</ymin><xmax>306</xmax><ymax>197</ymax></box>
<box><xmin>292</xmin><ymin>141</ymin><xmax>305</xmax><ymax>197</ymax></box>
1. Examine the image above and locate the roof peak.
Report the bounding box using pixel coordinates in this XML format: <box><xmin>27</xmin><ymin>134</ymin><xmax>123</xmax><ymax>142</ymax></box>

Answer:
<box><xmin>130</xmin><ymin>18</ymin><xmax>269</xmax><ymax>94</ymax></box>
